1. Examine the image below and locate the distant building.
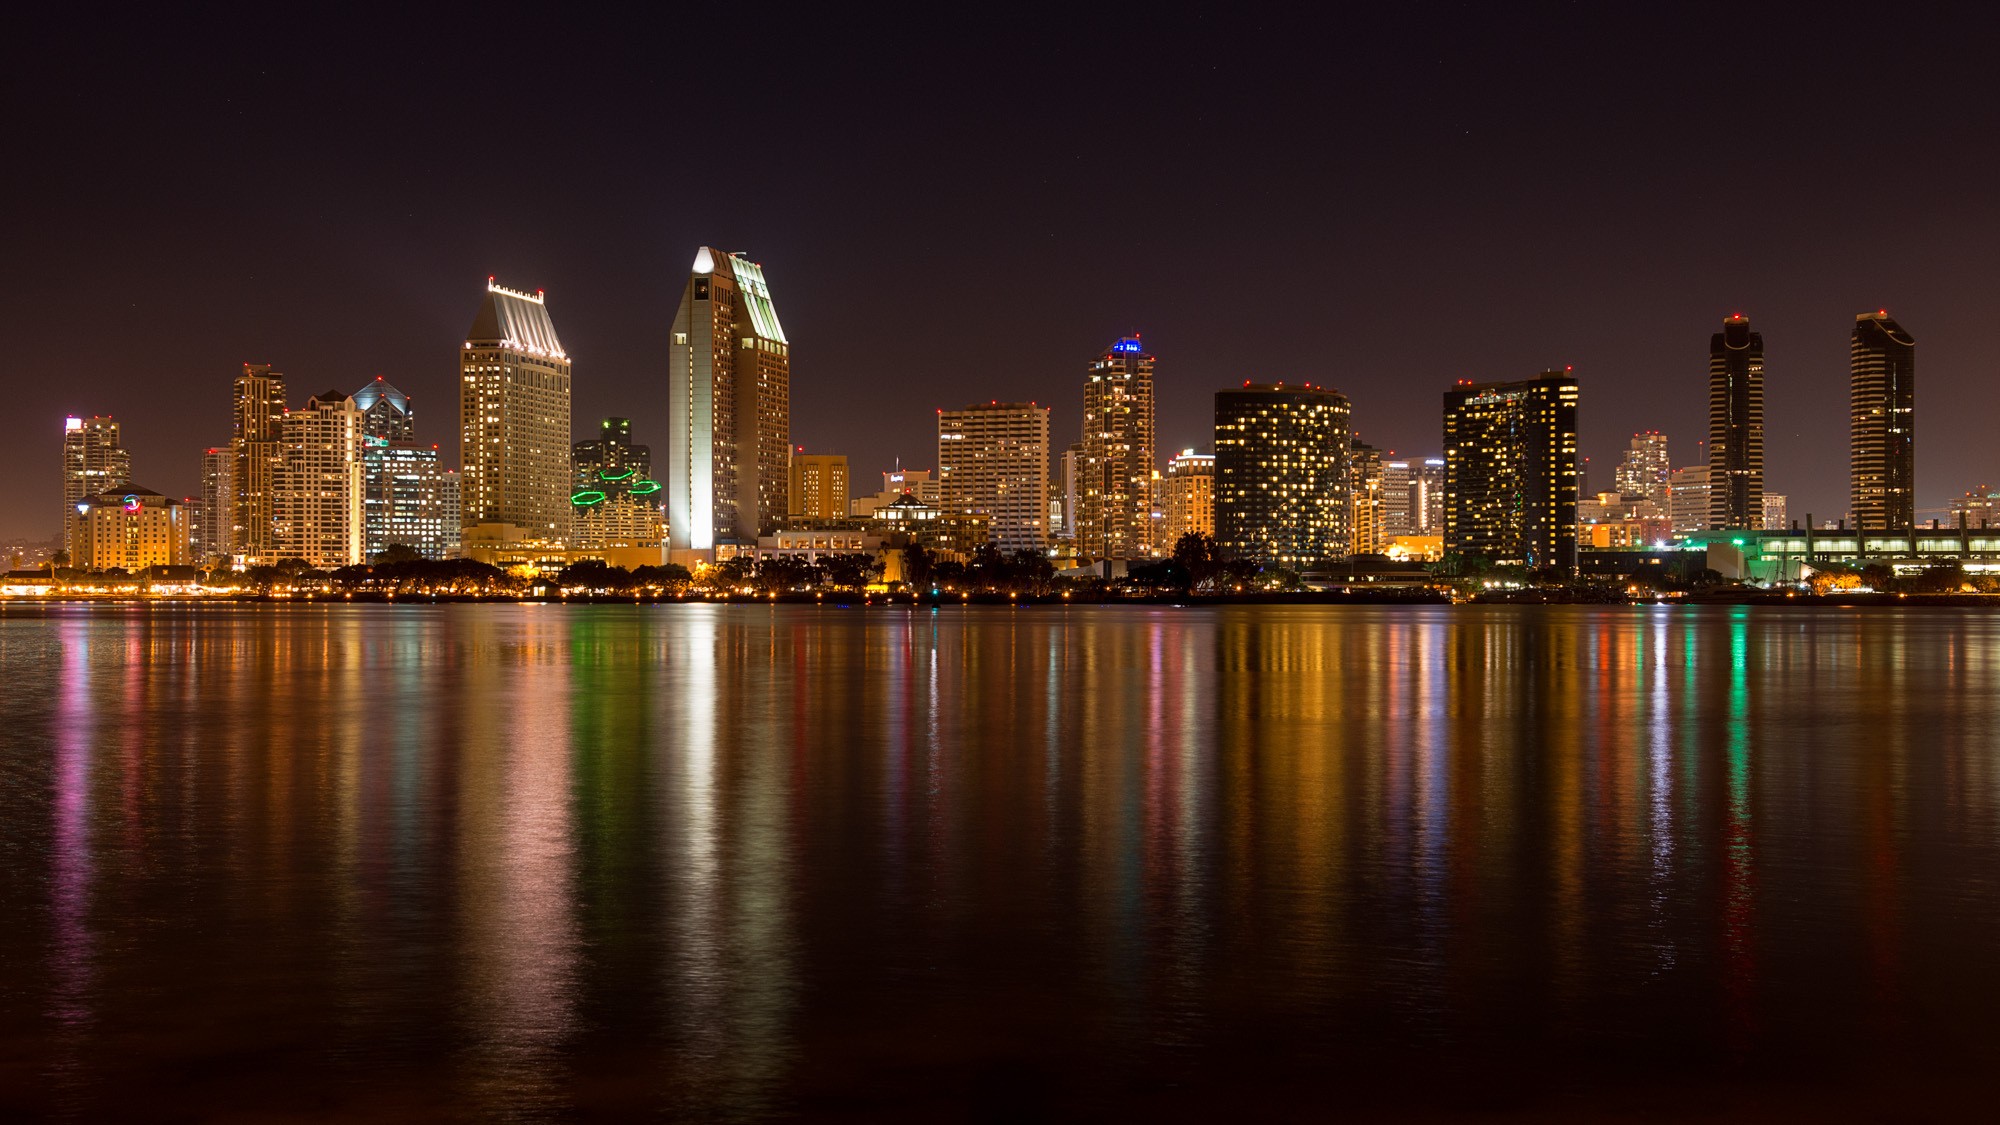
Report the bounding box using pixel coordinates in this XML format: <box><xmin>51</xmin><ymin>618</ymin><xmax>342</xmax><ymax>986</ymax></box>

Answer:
<box><xmin>275</xmin><ymin>390</ymin><xmax>365</xmax><ymax>568</ymax></box>
<box><xmin>231</xmin><ymin>363</ymin><xmax>286</xmax><ymax>564</ymax></box>
<box><xmin>1668</xmin><ymin>464</ymin><xmax>1711</xmax><ymax>534</ymax></box>
<box><xmin>1383</xmin><ymin>456</ymin><xmax>1446</xmax><ymax>536</ymax></box>
<box><xmin>789</xmin><ymin>453</ymin><xmax>851</xmax><ymax>521</ymax></box>
<box><xmin>1762</xmin><ymin>493</ymin><xmax>1788</xmax><ymax>531</ymax></box>
<box><xmin>1349</xmin><ymin>439</ymin><xmax>1386</xmax><ymax>555</ymax></box>
<box><xmin>461</xmin><ymin>280</ymin><xmax>573</xmax><ymax>544</ymax></box>
<box><xmin>1709</xmin><ymin>315</ymin><xmax>1766</xmax><ymax>528</ymax></box>
<box><xmin>1214</xmin><ymin>382</ymin><xmax>1351</xmax><ymax>567</ymax></box>
<box><xmin>1162</xmin><ymin>449</ymin><xmax>1215</xmax><ymax>546</ymax></box>
<box><xmin>198</xmin><ymin>447</ymin><xmax>233</xmax><ymax>565</ymax></box>
<box><xmin>571</xmin><ymin>417</ymin><xmax>663</xmax><ymax>556</ymax></box>
<box><xmin>1077</xmin><ymin>336</ymin><xmax>1156</xmax><ymax>561</ymax></box>
<box><xmin>938</xmin><ymin>402</ymin><xmax>1050</xmax><ymax>554</ymax></box>
<box><xmin>668</xmin><ymin>248</ymin><xmax>791</xmax><ymax>555</ymax></box>
<box><xmin>72</xmin><ymin>486</ymin><xmax>189</xmax><ymax>570</ymax></box>
<box><xmin>1613</xmin><ymin>432</ymin><xmax>1671</xmax><ymax>512</ymax></box>
<box><xmin>1851</xmin><ymin>310</ymin><xmax>1916</xmax><ymax>530</ymax></box>
<box><xmin>1442</xmin><ymin>371</ymin><xmax>1580</xmax><ymax>571</ymax></box>
<box><xmin>62</xmin><ymin>416</ymin><xmax>130</xmax><ymax>555</ymax></box>
<box><xmin>355</xmin><ymin>378</ymin><xmax>452</xmax><ymax>560</ymax></box>
<box><xmin>1950</xmin><ymin>487</ymin><xmax>2000</xmax><ymax>530</ymax></box>
<box><xmin>852</xmin><ymin>468</ymin><xmax>940</xmax><ymax>519</ymax></box>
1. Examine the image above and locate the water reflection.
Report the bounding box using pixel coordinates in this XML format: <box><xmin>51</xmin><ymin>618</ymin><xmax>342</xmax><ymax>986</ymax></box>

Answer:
<box><xmin>5</xmin><ymin>604</ymin><xmax>2000</xmax><ymax>1119</ymax></box>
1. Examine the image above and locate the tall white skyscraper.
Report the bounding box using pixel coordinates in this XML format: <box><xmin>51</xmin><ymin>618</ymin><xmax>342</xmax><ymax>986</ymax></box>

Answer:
<box><xmin>460</xmin><ymin>280</ymin><xmax>572</xmax><ymax>543</ymax></box>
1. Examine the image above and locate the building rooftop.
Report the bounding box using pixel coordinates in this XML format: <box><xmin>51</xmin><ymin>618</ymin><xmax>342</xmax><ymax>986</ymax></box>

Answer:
<box><xmin>467</xmin><ymin>279</ymin><xmax>567</xmax><ymax>359</ymax></box>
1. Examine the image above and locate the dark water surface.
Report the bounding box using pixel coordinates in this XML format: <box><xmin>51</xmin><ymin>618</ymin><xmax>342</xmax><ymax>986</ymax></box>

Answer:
<box><xmin>3</xmin><ymin>603</ymin><xmax>1999</xmax><ymax>1121</ymax></box>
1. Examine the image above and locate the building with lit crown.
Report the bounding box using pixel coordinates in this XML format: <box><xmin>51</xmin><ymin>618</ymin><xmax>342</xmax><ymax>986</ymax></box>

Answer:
<box><xmin>1214</xmin><ymin>383</ymin><xmax>1351</xmax><ymax>567</ymax></box>
<box><xmin>354</xmin><ymin>377</ymin><xmax>452</xmax><ymax>560</ymax></box>
<box><xmin>72</xmin><ymin>486</ymin><xmax>189</xmax><ymax>570</ymax></box>
<box><xmin>1162</xmin><ymin>449</ymin><xmax>1214</xmax><ymax>546</ymax></box>
<box><xmin>1077</xmin><ymin>336</ymin><xmax>1156</xmax><ymax>560</ymax></box>
<box><xmin>938</xmin><ymin>402</ymin><xmax>1050</xmax><ymax>554</ymax></box>
<box><xmin>1442</xmin><ymin>370</ymin><xmax>1579</xmax><ymax>571</ymax></box>
<box><xmin>1850</xmin><ymin>310</ymin><xmax>1916</xmax><ymax>530</ymax></box>
<box><xmin>1709</xmin><ymin>315</ymin><xmax>1765</xmax><ymax>528</ymax></box>
<box><xmin>62</xmin><ymin>416</ymin><xmax>130</xmax><ymax>556</ymax></box>
<box><xmin>668</xmin><ymin>247</ymin><xmax>791</xmax><ymax>558</ymax></box>
<box><xmin>461</xmin><ymin>280</ymin><xmax>573</xmax><ymax>544</ymax></box>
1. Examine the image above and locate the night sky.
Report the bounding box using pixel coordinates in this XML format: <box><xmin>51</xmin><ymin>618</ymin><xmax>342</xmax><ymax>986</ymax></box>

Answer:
<box><xmin>9</xmin><ymin>6</ymin><xmax>1999</xmax><ymax>539</ymax></box>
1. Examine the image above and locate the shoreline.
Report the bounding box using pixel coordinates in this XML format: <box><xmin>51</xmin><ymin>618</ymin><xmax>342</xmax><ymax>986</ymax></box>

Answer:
<box><xmin>7</xmin><ymin>591</ymin><xmax>2000</xmax><ymax>609</ymax></box>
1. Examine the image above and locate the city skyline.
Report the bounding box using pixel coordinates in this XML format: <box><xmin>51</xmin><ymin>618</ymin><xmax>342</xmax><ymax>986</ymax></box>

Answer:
<box><xmin>11</xmin><ymin>11</ymin><xmax>2000</xmax><ymax>540</ymax></box>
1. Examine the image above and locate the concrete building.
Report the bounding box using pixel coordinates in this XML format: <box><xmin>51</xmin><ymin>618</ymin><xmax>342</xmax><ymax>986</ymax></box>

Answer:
<box><xmin>1613</xmin><ymin>432</ymin><xmax>1671</xmax><ymax>512</ymax></box>
<box><xmin>789</xmin><ymin>453</ymin><xmax>850</xmax><ymax>521</ymax></box>
<box><xmin>1709</xmin><ymin>315</ymin><xmax>1766</xmax><ymax>528</ymax></box>
<box><xmin>461</xmin><ymin>280</ymin><xmax>572</xmax><ymax>544</ymax></box>
<box><xmin>1214</xmin><ymin>382</ymin><xmax>1351</xmax><ymax>568</ymax></box>
<box><xmin>198</xmin><ymin>447</ymin><xmax>233</xmax><ymax>566</ymax></box>
<box><xmin>1762</xmin><ymin>493</ymin><xmax>1789</xmax><ymax>531</ymax></box>
<box><xmin>938</xmin><ymin>402</ymin><xmax>1050</xmax><ymax>554</ymax></box>
<box><xmin>72</xmin><ymin>486</ymin><xmax>189</xmax><ymax>570</ymax></box>
<box><xmin>667</xmin><ymin>247</ymin><xmax>791</xmax><ymax>557</ymax></box>
<box><xmin>275</xmin><ymin>390</ymin><xmax>365</xmax><ymax>568</ymax></box>
<box><xmin>1077</xmin><ymin>336</ymin><xmax>1156</xmax><ymax>561</ymax></box>
<box><xmin>1442</xmin><ymin>370</ymin><xmax>1580</xmax><ymax>571</ymax></box>
<box><xmin>232</xmin><ymin>363</ymin><xmax>286</xmax><ymax>564</ymax></box>
<box><xmin>1349</xmin><ymin>439</ymin><xmax>1386</xmax><ymax>555</ymax></box>
<box><xmin>571</xmin><ymin>417</ymin><xmax>663</xmax><ymax>559</ymax></box>
<box><xmin>1668</xmin><ymin>464</ymin><xmax>1711</xmax><ymax>534</ymax></box>
<box><xmin>1851</xmin><ymin>310</ymin><xmax>1917</xmax><ymax>530</ymax></box>
<box><xmin>355</xmin><ymin>378</ymin><xmax>452</xmax><ymax>560</ymax></box>
<box><xmin>62</xmin><ymin>415</ymin><xmax>131</xmax><ymax>556</ymax></box>
<box><xmin>1162</xmin><ymin>449</ymin><xmax>1215</xmax><ymax>546</ymax></box>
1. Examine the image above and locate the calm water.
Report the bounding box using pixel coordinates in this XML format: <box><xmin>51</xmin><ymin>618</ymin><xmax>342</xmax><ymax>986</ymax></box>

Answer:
<box><xmin>3</xmin><ymin>604</ymin><xmax>1999</xmax><ymax>1121</ymax></box>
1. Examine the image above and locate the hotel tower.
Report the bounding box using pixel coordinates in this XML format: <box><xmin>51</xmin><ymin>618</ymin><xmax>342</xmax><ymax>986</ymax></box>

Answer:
<box><xmin>460</xmin><ymin>280</ymin><xmax>573</xmax><ymax>543</ymax></box>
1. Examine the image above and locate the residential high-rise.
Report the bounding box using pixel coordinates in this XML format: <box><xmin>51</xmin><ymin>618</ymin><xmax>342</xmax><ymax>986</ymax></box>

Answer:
<box><xmin>1077</xmin><ymin>336</ymin><xmax>1156</xmax><ymax>561</ymax></box>
<box><xmin>938</xmin><ymin>402</ymin><xmax>1050</xmax><ymax>554</ymax></box>
<box><xmin>1614</xmin><ymin>432</ymin><xmax>1671</xmax><ymax>511</ymax></box>
<box><xmin>1442</xmin><ymin>370</ymin><xmax>1580</xmax><ymax>571</ymax></box>
<box><xmin>1762</xmin><ymin>493</ymin><xmax>1789</xmax><ymax>531</ymax></box>
<box><xmin>1668</xmin><ymin>464</ymin><xmax>1711</xmax><ymax>534</ymax></box>
<box><xmin>62</xmin><ymin>416</ymin><xmax>130</xmax><ymax>554</ymax></box>
<box><xmin>789</xmin><ymin>453</ymin><xmax>850</xmax><ymax>520</ymax></box>
<box><xmin>1061</xmin><ymin>443</ymin><xmax>1082</xmax><ymax>540</ymax></box>
<box><xmin>1382</xmin><ymin>456</ymin><xmax>1446</xmax><ymax>537</ymax></box>
<box><xmin>1708</xmin><ymin>315</ymin><xmax>1766</xmax><ymax>528</ymax></box>
<box><xmin>71</xmin><ymin>486</ymin><xmax>189</xmax><ymax>570</ymax></box>
<box><xmin>572</xmin><ymin>417</ymin><xmax>663</xmax><ymax>554</ymax></box>
<box><xmin>198</xmin><ymin>447</ymin><xmax>233</xmax><ymax>565</ymax></box>
<box><xmin>667</xmin><ymin>247</ymin><xmax>791</xmax><ymax>555</ymax></box>
<box><xmin>1851</xmin><ymin>311</ymin><xmax>1916</xmax><ymax>530</ymax></box>
<box><xmin>1214</xmin><ymin>383</ymin><xmax>1351</xmax><ymax>567</ymax></box>
<box><xmin>275</xmin><ymin>390</ymin><xmax>365</xmax><ymax>568</ymax></box>
<box><xmin>1349</xmin><ymin>438</ymin><xmax>1386</xmax><ymax>555</ymax></box>
<box><xmin>461</xmin><ymin>280</ymin><xmax>572</xmax><ymax>543</ymax></box>
<box><xmin>354</xmin><ymin>377</ymin><xmax>452</xmax><ymax>559</ymax></box>
<box><xmin>231</xmin><ymin>363</ymin><xmax>287</xmax><ymax>564</ymax></box>
<box><xmin>1162</xmin><ymin>449</ymin><xmax>1215</xmax><ymax>546</ymax></box>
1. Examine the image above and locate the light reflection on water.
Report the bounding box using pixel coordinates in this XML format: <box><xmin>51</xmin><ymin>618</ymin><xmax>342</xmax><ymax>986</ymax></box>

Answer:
<box><xmin>3</xmin><ymin>603</ymin><xmax>2000</xmax><ymax>1119</ymax></box>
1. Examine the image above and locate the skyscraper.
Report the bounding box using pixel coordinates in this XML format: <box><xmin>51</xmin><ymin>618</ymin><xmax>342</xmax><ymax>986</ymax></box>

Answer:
<box><xmin>1214</xmin><ymin>383</ymin><xmax>1351</xmax><ymax>567</ymax></box>
<box><xmin>1708</xmin><ymin>314</ymin><xmax>1765</xmax><ymax>528</ymax></box>
<box><xmin>461</xmin><ymin>280</ymin><xmax>572</xmax><ymax>543</ymax></box>
<box><xmin>231</xmin><ymin>363</ymin><xmax>286</xmax><ymax>564</ymax></box>
<box><xmin>1162</xmin><ymin>449</ymin><xmax>1215</xmax><ymax>546</ymax></box>
<box><xmin>1851</xmin><ymin>310</ymin><xmax>1916</xmax><ymax>530</ymax></box>
<box><xmin>1668</xmin><ymin>464</ymin><xmax>1711</xmax><ymax>534</ymax></box>
<box><xmin>1077</xmin><ymin>336</ymin><xmax>1156</xmax><ymax>561</ymax></box>
<box><xmin>354</xmin><ymin>378</ymin><xmax>451</xmax><ymax>560</ymax></box>
<box><xmin>788</xmin><ymin>453</ymin><xmax>850</xmax><ymax>520</ymax></box>
<box><xmin>571</xmin><ymin>417</ymin><xmax>663</xmax><ymax>554</ymax></box>
<box><xmin>667</xmin><ymin>247</ymin><xmax>791</xmax><ymax>555</ymax></box>
<box><xmin>1442</xmin><ymin>370</ymin><xmax>1580</xmax><ymax>571</ymax></box>
<box><xmin>62</xmin><ymin>416</ymin><xmax>130</xmax><ymax>554</ymax></box>
<box><xmin>938</xmin><ymin>402</ymin><xmax>1050</xmax><ymax>554</ymax></box>
<box><xmin>198</xmin><ymin>447</ymin><xmax>233</xmax><ymax>565</ymax></box>
<box><xmin>1614</xmin><ymin>432</ymin><xmax>1671</xmax><ymax>511</ymax></box>
<box><xmin>275</xmin><ymin>390</ymin><xmax>365</xmax><ymax>567</ymax></box>
<box><xmin>1349</xmin><ymin>438</ymin><xmax>1386</xmax><ymax>555</ymax></box>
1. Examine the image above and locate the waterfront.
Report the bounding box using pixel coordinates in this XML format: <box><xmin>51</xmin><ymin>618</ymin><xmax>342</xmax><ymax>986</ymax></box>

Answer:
<box><xmin>3</xmin><ymin>604</ymin><xmax>1999</xmax><ymax>1120</ymax></box>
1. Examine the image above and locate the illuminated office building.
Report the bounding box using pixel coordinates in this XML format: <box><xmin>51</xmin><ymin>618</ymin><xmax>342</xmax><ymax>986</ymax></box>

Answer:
<box><xmin>1442</xmin><ymin>370</ymin><xmax>1579</xmax><ymax>571</ymax></box>
<box><xmin>231</xmin><ymin>362</ymin><xmax>286</xmax><ymax>564</ymax></box>
<box><xmin>275</xmin><ymin>390</ymin><xmax>365</xmax><ymax>568</ymax></box>
<box><xmin>1709</xmin><ymin>315</ymin><xmax>1765</xmax><ymax>528</ymax></box>
<box><xmin>1162</xmin><ymin>449</ymin><xmax>1215</xmax><ymax>546</ymax></box>
<box><xmin>1669</xmin><ymin>464</ymin><xmax>1711</xmax><ymax>534</ymax></box>
<box><xmin>1851</xmin><ymin>310</ymin><xmax>1916</xmax><ymax>530</ymax></box>
<box><xmin>789</xmin><ymin>453</ymin><xmax>850</xmax><ymax>520</ymax></box>
<box><xmin>938</xmin><ymin>402</ymin><xmax>1050</xmax><ymax>553</ymax></box>
<box><xmin>1614</xmin><ymin>431</ymin><xmax>1671</xmax><ymax>511</ymax></box>
<box><xmin>1078</xmin><ymin>336</ymin><xmax>1156</xmax><ymax>560</ymax></box>
<box><xmin>71</xmin><ymin>486</ymin><xmax>189</xmax><ymax>570</ymax></box>
<box><xmin>61</xmin><ymin>415</ymin><xmax>130</xmax><ymax>554</ymax></box>
<box><xmin>1382</xmin><ymin>456</ymin><xmax>1445</xmax><ymax>537</ymax></box>
<box><xmin>197</xmin><ymin>447</ymin><xmax>233</xmax><ymax>565</ymax></box>
<box><xmin>1349</xmin><ymin>438</ymin><xmax>1386</xmax><ymax>555</ymax></box>
<box><xmin>461</xmin><ymin>279</ymin><xmax>573</xmax><ymax>543</ymax></box>
<box><xmin>1214</xmin><ymin>383</ymin><xmax>1351</xmax><ymax>567</ymax></box>
<box><xmin>353</xmin><ymin>377</ymin><xmax>451</xmax><ymax>559</ymax></box>
<box><xmin>1762</xmin><ymin>493</ymin><xmax>1789</xmax><ymax>531</ymax></box>
<box><xmin>571</xmin><ymin>417</ymin><xmax>663</xmax><ymax>553</ymax></box>
<box><xmin>668</xmin><ymin>247</ymin><xmax>791</xmax><ymax>555</ymax></box>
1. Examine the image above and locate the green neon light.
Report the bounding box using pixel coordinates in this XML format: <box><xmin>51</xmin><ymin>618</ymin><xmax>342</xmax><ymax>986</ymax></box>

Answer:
<box><xmin>629</xmin><ymin>479</ymin><xmax>660</xmax><ymax>494</ymax></box>
<box><xmin>599</xmin><ymin>468</ymin><xmax>635</xmax><ymax>481</ymax></box>
<box><xmin>571</xmin><ymin>490</ymin><xmax>606</xmax><ymax>506</ymax></box>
